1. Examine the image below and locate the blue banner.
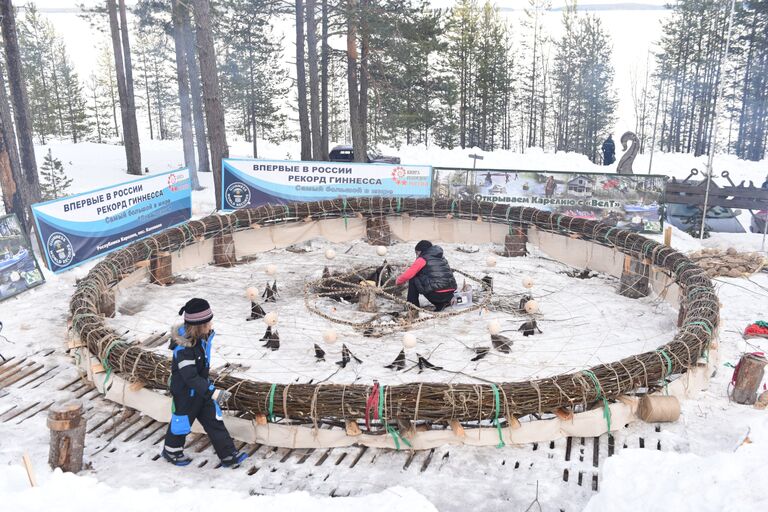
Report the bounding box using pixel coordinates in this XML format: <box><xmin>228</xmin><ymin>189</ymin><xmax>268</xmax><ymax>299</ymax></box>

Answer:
<box><xmin>32</xmin><ymin>169</ymin><xmax>192</xmax><ymax>273</ymax></box>
<box><xmin>221</xmin><ymin>158</ymin><xmax>433</xmax><ymax>210</ymax></box>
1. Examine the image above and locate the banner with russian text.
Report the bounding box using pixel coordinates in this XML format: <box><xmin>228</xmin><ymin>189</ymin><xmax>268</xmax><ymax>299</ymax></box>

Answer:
<box><xmin>432</xmin><ymin>167</ymin><xmax>667</xmax><ymax>233</ymax></box>
<box><xmin>221</xmin><ymin>158</ymin><xmax>433</xmax><ymax>210</ymax></box>
<box><xmin>0</xmin><ymin>213</ymin><xmax>45</xmax><ymax>302</ymax></box>
<box><xmin>32</xmin><ymin>169</ymin><xmax>192</xmax><ymax>273</ymax></box>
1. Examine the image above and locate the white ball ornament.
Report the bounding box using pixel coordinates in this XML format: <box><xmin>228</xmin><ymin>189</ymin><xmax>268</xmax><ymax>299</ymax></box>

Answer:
<box><xmin>524</xmin><ymin>299</ymin><xmax>539</xmax><ymax>315</ymax></box>
<box><xmin>266</xmin><ymin>264</ymin><xmax>277</xmax><ymax>275</ymax></box>
<box><xmin>486</xmin><ymin>255</ymin><xmax>497</xmax><ymax>267</ymax></box>
<box><xmin>522</xmin><ymin>276</ymin><xmax>534</xmax><ymax>289</ymax></box>
<box><xmin>488</xmin><ymin>320</ymin><xmax>502</xmax><ymax>335</ymax></box>
<box><xmin>322</xmin><ymin>329</ymin><xmax>338</xmax><ymax>345</ymax></box>
<box><xmin>9</xmin><ymin>271</ymin><xmax>20</xmax><ymax>282</ymax></box>
<box><xmin>376</xmin><ymin>246</ymin><xmax>388</xmax><ymax>257</ymax></box>
<box><xmin>402</xmin><ymin>333</ymin><xmax>418</xmax><ymax>349</ymax></box>
<box><xmin>264</xmin><ymin>311</ymin><xmax>279</xmax><ymax>326</ymax></box>
<box><xmin>325</xmin><ymin>248</ymin><xmax>337</xmax><ymax>260</ymax></box>
<box><xmin>246</xmin><ymin>287</ymin><xmax>259</xmax><ymax>301</ymax></box>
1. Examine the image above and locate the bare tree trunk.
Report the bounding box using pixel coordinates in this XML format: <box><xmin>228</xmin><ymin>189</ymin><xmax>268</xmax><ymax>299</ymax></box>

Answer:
<box><xmin>172</xmin><ymin>0</ymin><xmax>199</xmax><ymax>190</ymax></box>
<box><xmin>0</xmin><ymin>0</ymin><xmax>41</xmax><ymax>217</ymax></box>
<box><xmin>141</xmin><ymin>52</ymin><xmax>154</xmax><ymax>140</ymax></box>
<box><xmin>296</xmin><ymin>0</ymin><xmax>312</xmax><ymax>160</ymax></box>
<box><xmin>192</xmin><ymin>0</ymin><xmax>228</xmax><ymax>209</ymax></box>
<box><xmin>320</xmin><ymin>0</ymin><xmax>329</xmax><ymax>159</ymax></box>
<box><xmin>179</xmin><ymin>4</ymin><xmax>209</xmax><ymax>173</ymax></box>
<box><xmin>107</xmin><ymin>0</ymin><xmax>142</xmax><ymax>175</ymax></box>
<box><xmin>0</xmin><ymin>58</ymin><xmax>31</xmax><ymax>233</ymax></box>
<box><xmin>306</xmin><ymin>0</ymin><xmax>322</xmax><ymax>159</ymax></box>
<box><xmin>346</xmin><ymin>0</ymin><xmax>365</xmax><ymax>162</ymax></box>
<box><xmin>359</xmin><ymin>0</ymin><xmax>369</xmax><ymax>153</ymax></box>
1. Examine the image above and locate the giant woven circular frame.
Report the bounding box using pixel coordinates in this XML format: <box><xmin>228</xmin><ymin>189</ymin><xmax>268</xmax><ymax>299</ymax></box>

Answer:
<box><xmin>69</xmin><ymin>197</ymin><xmax>718</xmax><ymax>427</ymax></box>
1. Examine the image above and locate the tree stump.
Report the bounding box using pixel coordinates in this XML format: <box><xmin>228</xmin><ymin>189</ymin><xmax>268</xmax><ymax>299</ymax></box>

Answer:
<box><xmin>731</xmin><ymin>353</ymin><xmax>768</xmax><ymax>405</ymax></box>
<box><xmin>618</xmin><ymin>256</ymin><xmax>649</xmax><ymax>298</ymax></box>
<box><xmin>503</xmin><ymin>226</ymin><xmax>527</xmax><ymax>257</ymax></box>
<box><xmin>366</xmin><ymin>217</ymin><xmax>391</xmax><ymax>246</ymax></box>
<box><xmin>98</xmin><ymin>290</ymin><xmax>115</xmax><ymax>318</ymax></box>
<box><xmin>213</xmin><ymin>233</ymin><xmax>236</xmax><ymax>267</ymax></box>
<box><xmin>358</xmin><ymin>282</ymin><xmax>378</xmax><ymax>313</ymax></box>
<box><xmin>48</xmin><ymin>399</ymin><xmax>86</xmax><ymax>473</ymax></box>
<box><xmin>150</xmin><ymin>251</ymin><xmax>173</xmax><ymax>285</ymax></box>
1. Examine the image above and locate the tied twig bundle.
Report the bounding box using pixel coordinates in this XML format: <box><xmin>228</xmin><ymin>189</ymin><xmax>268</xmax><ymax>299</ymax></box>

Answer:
<box><xmin>69</xmin><ymin>197</ymin><xmax>718</xmax><ymax>427</ymax></box>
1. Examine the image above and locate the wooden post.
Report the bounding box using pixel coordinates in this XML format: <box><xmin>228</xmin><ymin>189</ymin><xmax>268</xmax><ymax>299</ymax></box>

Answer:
<box><xmin>47</xmin><ymin>399</ymin><xmax>86</xmax><ymax>473</ymax></box>
<box><xmin>358</xmin><ymin>282</ymin><xmax>378</xmax><ymax>313</ymax></box>
<box><xmin>213</xmin><ymin>233</ymin><xmax>236</xmax><ymax>267</ymax></box>
<box><xmin>664</xmin><ymin>226</ymin><xmax>672</xmax><ymax>247</ymax></box>
<box><xmin>503</xmin><ymin>225</ymin><xmax>527</xmax><ymax>256</ymax></box>
<box><xmin>366</xmin><ymin>216</ymin><xmax>391</xmax><ymax>246</ymax></box>
<box><xmin>98</xmin><ymin>289</ymin><xmax>115</xmax><ymax>318</ymax></box>
<box><xmin>149</xmin><ymin>251</ymin><xmax>173</xmax><ymax>285</ymax></box>
<box><xmin>731</xmin><ymin>354</ymin><xmax>768</xmax><ymax>405</ymax></box>
<box><xmin>619</xmin><ymin>255</ymin><xmax>650</xmax><ymax>298</ymax></box>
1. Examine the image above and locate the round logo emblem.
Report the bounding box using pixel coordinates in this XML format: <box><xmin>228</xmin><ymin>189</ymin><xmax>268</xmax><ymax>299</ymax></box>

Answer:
<box><xmin>391</xmin><ymin>166</ymin><xmax>408</xmax><ymax>186</ymax></box>
<box><xmin>225</xmin><ymin>182</ymin><xmax>251</xmax><ymax>208</ymax></box>
<box><xmin>47</xmin><ymin>232</ymin><xmax>75</xmax><ymax>267</ymax></box>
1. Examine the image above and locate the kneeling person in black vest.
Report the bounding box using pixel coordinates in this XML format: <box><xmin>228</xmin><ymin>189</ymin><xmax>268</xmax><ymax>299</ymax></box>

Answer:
<box><xmin>396</xmin><ymin>240</ymin><xmax>457</xmax><ymax>311</ymax></box>
<box><xmin>161</xmin><ymin>298</ymin><xmax>247</xmax><ymax>467</ymax></box>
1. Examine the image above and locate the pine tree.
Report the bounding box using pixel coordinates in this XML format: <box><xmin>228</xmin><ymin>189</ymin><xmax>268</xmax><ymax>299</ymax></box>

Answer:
<box><xmin>39</xmin><ymin>149</ymin><xmax>72</xmax><ymax>201</ymax></box>
<box><xmin>552</xmin><ymin>8</ymin><xmax>617</xmax><ymax>161</ymax></box>
<box><xmin>653</xmin><ymin>0</ymin><xmax>731</xmax><ymax>156</ymax></box>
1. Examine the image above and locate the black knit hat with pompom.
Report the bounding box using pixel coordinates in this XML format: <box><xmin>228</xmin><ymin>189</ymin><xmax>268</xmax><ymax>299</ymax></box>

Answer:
<box><xmin>178</xmin><ymin>298</ymin><xmax>213</xmax><ymax>325</ymax></box>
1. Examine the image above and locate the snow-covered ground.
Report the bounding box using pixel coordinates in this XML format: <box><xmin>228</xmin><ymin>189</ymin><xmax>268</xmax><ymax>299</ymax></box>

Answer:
<box><xmin>1</xmin><ymin>139</ymin><xmax>768</xmax><ymax>510</ymax></box>
<box><xmin>105</xmin><ymin>240</ymin><xmax>679</xmax><ymax>385</ymax></box>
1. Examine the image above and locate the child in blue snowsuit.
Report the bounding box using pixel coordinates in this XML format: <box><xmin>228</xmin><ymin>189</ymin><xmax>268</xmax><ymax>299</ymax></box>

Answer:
<box><xmin>161</xmin><ymin>298</ymin><xmax>246</xmax><ymax>467</ymax></box>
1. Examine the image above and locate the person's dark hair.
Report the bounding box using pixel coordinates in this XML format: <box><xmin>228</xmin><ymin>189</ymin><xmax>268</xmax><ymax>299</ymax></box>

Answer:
<box><xmin>415</xmin><ymin>240</ymin><xmax>432</xmax><ymax>253</ymax></box>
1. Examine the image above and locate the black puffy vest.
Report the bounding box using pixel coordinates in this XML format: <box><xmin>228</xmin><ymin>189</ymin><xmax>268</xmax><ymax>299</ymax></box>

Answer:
<box><xmin>413</xmin><ymin>245</ymin><xmax>457</xmax><ymax>294</ymax></box>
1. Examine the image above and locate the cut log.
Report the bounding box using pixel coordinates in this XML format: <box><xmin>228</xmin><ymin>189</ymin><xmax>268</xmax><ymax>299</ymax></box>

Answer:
<box><xmin>213</xmin><ymin>233</ymin><xmax>236</xmax><ymax>267</ymax></box>
<box><xmin>618</xmin><ymin>255</ymin><xmax>649</xmax><ymax>298</ymax></box>
<box><xmin>731</xmin><ymin>353</ymin><xmax>768</xmax><ymax>405</ymax></box>
<box><xmin>664</xmin><ymin>226</ymin><xmax>672</xmax><ymax>247</ymax></box>
<box><xmin>366</xmin><ymin>216</ymin><xmax>390</xmax><ymax>246</ymax></box>
<box><xmin>47</xmin><ymin>399</ymin><xmax>86</xmax><ymax>473</ymax></box>
<box><xmin>450</xmin><ymin>419</ymin><xmax>465</xmax><ymax>438</ymax></box>
<box><xmin>358</xmin><ymin>282</ymin><xmax>378</xmax><ymax>313</ymax></box>
<box><xmin>503</xmin><ymin>226</ymin><xmax>527</xmax><ymax>257</ymax></box>
<box><xmin>98</xmin><ymin>289</ymin><xmax>116</xmax><ymax>317</ymax></box>
<box><xmin>254</xmin><ymin>414</ymin><xmax>268</xmax><ymax>425</ymax></box>
<box><xmin>345</xmin><ymin>419</ymin><xmax>362</xmax><ymax>436</ymax></box>
<box><xmin>149</xmin><ymin>251</ymin><xmax>173</xmax><ymax>285</ymax></box>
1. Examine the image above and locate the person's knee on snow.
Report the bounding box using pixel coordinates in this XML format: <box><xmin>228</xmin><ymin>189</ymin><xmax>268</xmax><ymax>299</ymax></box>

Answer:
<box><xmin>396</xmin><ymin>240</ymin><xmax>457</xmax><ymax>311</ymax></box>
<box><xmin>161</xmin><ymin>298</ymin><xmax>246</xmax><ymax>467</ymax></box>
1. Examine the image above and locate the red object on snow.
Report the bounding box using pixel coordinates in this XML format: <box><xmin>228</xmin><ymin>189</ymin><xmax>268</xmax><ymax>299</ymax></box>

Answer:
<box><xmin>744</xmin><ymin>323</ymin><xmax>768</xmax><ymax>339</ymax></box>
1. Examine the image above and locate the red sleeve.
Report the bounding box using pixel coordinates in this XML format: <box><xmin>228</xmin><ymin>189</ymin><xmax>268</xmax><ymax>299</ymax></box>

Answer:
<box><xmin>396</xmin><ymin>257</ymin><xmax>426</xmax><ymax>285</ymax></box>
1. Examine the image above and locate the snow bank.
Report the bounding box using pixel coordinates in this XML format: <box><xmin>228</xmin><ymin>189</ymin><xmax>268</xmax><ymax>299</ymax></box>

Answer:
<box><xmin>0</xmin><ymin>464</ymin><xmax>437</xmax><ymax>512</ymax></box>
<box><xmin>585</xmin><ymin>417</ymin><xmax>768</xmax><ymax>512</ymax></box>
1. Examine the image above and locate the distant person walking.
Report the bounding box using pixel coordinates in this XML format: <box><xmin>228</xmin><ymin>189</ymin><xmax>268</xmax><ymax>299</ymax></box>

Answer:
<box><xmin>602</xmin><ymin>134</ymin><xmax>616</xmax><ymax>166</ymax></box>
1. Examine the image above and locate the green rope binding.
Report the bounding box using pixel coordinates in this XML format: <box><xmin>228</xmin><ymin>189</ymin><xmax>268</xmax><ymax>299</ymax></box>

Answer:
<box><xmin>655</xmin><ymin>349</ymin><xmax>674</xmax><ymax>395</ymax></box>
<box><xmin>267</xmin><ymin>383</ymin><xmax>277</xmax><ymax>422</ymax></box>
<box><xmin>100</xmin><ymin>338</ymin><xmax>124</xmax><ymax>391</ymax></box>
<box><xmin>342</xmin><ymin>198</ymin><xmax>348</xmax><ymax>229</ymax></box>
<box><xmin>377</xmin><ymin>385</ymin><xmax>411</xmax><ymax>450</ymax></box>
<box><xmin>490</xmin><ymin>384</ymin><xmax>505</xmax><ymax>448</ymax></box>
<box><xmin>603</xmin><ymin>227</ymin><xmax>617</xmax><ymax>243</ymax></box>
<box><xmin>581</xmin><ymin>370</ymin><xmax>611</xmax><ymax>432</ymax></box>
<box><xmin>685</xmin><ymin>320</ymin><xmax>713</xmax><ymax>336</ymax></box>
